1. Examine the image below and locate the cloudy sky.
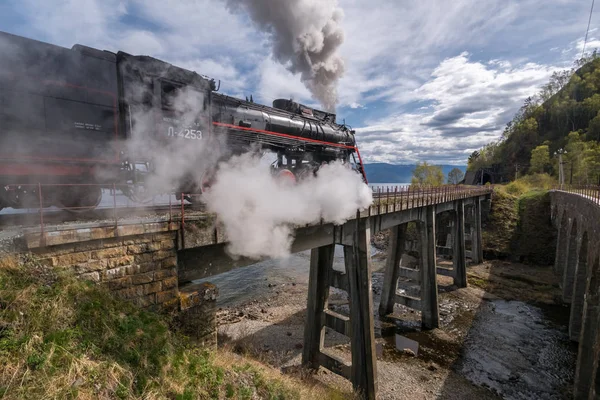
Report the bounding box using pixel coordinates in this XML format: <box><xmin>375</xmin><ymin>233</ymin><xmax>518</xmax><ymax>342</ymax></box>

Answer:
<box><xmin>1</xmin><ymin>0</ymin><xmax>597</xmax><ymax>165</ymax></box>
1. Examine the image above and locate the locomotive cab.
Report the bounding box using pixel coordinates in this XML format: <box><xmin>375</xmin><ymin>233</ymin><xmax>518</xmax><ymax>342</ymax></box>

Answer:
<box><xmin>116</xmin><ymin>52</ymin><xmax>217</xmax><ymax>199</ymax></box>
<box><xmin>0</xmin><ymin>31</ymin><xmax>121</xmax><ymax>211</ymax></box>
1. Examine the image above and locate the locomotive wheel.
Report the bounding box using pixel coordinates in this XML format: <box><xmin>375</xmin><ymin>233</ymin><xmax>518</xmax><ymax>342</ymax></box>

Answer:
<box><xmin>57</xmin><ymin>186</ymin><xmax>103</xmax><ymax>213</ymax></box>
<box><xmin>276</xmin><ymin>169</ymin><xmax>296</xmax><ymax>186</ymax></box>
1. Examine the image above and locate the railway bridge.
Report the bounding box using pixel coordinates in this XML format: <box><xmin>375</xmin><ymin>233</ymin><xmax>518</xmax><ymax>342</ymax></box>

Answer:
<box><xmin>551</xmin><ymin>187</ymin><xmax>600</xmax><ymax>400</ymax></box>
<box><xmin>5</xmin><ymin>184</ymin><xmax>491</xmax><ymax>400</ymax></box>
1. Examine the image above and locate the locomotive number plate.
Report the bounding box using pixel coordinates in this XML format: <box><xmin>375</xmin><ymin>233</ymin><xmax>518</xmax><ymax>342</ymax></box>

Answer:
<box><xmin>167</xmin><ymin>127</ymin><xmax>203</xmax><ymax>140</ymax></box>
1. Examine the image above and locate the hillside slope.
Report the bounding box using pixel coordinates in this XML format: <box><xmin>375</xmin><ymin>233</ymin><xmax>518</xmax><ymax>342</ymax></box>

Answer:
<box><xmin>469</xmin><ymin>55</ymin><xmax>600</xmax><ymax>184</ymax></box>
<box><xmin>0</xmin><ymin>257</ymin><xmax>344</xmax><ymax>400</ymax></box>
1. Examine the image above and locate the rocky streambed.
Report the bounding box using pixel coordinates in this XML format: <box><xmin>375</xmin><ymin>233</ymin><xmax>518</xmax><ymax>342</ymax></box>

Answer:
<box><xmin>206</xmin><ymin>246</ymin><xmax>575</xmax><ymax>399</ymax></box>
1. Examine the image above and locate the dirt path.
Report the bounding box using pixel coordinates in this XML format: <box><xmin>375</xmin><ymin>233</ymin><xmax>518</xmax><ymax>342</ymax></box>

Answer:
<box><xmin>216</xmin><ymin>260</ymin><xmax>575</xmax><ymax>399</ymax></box>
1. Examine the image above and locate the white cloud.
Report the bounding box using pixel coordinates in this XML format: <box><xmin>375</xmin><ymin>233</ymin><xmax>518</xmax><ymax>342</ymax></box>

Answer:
<box><xmin>14</xmin><ymin>0</ymin><xmax>127</xmax><ymax>47</ymax></box>
<box><xmin>176</xmin><ymin>58</ymin><xmax>250</xmax><ymax>96</ymax></box>
<box><xmin>118</xmin><ymin>30</ymin><xmax>164</xmax><ymax>56</ymax></box>
<box><xmin>255</xmin><ymin>58</ymin><xmax>312</xmax><ymax>105</ymax></box>
<box><xmin>3</xmin><ymin>0</ymin><xmax>599</xmax><ymax>165</ymax></box>
<box><xmin>356</xmin><ymin>53</ymin><xmax>561</xmax><ymax>164</ymax></box>
<box><xmin>576</xmin><ymin>38</ymin><xmax>600</xmax><ymax>53</ymax></box>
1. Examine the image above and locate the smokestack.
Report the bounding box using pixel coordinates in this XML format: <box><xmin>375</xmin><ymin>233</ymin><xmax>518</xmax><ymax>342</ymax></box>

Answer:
<box><xmin>226</xmin><ymin>0</ymin><xmax>345</xmax><ymax>112</ymax></box>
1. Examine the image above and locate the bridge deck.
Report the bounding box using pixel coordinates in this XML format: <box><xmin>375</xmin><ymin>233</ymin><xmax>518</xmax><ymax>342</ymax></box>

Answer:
<box><xmin>7</xmin><ymin>184</ymin><xmax>492</xmax><ymax>400</ymax></box>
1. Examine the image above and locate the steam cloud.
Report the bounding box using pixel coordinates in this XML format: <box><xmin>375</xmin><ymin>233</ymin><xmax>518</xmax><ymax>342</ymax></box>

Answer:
<box><xmin>126</xmin><ymin>85</ymin><xmax>371</xmax><ymax>260</ymax></box>
<box><xmin>125</xmin><ymin>86</ymin><xmax>224</xmax><ymax>197</ymax></box>
<box><xmin>203</xmin><ymin>153</ymin><xmax>372</xmax><ymax>259</ymax></box>
<box><xmin>226</xmin><ymin>0</ymin><xmax>345</xmax><ymax>111</ymax></box>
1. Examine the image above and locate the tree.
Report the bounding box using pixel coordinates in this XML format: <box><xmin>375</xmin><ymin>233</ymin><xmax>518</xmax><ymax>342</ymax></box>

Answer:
<box><xmin>447</xmin><ymin>168</ymin><xmax>464</xmax><ymax>184</ymax></box>
<box><xmin>529</xmin><ymin>145</ymin><xmax>550</xmax><ymax>174</ymax></box>
<box><xmin>467</xmin><ymin>151</ymin><xmax>480</xmax><ymax>171</ymax></box>
<box><xmin>565</xmin><ymin>131</ymin><xmax>586</xmax><ymax>183</ymax></box>
<box><xmin>468</xmin><ymin>55</ymin><xmax>600</xmax><ymax>183</ymax></box>
<box><xmin>411</xmin><ymin>162</ymin><xmax>444</xmax><ymax>186</ymax></box>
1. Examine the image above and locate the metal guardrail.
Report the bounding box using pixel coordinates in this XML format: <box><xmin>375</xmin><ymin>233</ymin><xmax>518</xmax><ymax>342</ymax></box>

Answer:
<box><xmin>554</xmin><ymin>184</ymin><xmax>600</xmax><ymax>203</ymax></box>
<box><xmin>0</xmin><ymin>183</ymin><xmax>492</xmax><ymax>246</ymax></box>
<box><xmin>0</xmin><ymin>183</ymin><xmax>201</xmax><ymax>241</ymax></box>
<box><xmin>367</xmin><ymin>184</ymin><xmax>492</xmax><ymax>216</ymax></box>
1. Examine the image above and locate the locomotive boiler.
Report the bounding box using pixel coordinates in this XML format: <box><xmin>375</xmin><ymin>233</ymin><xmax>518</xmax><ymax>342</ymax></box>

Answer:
<box><xmin>209</xmin><ymin>94</ymin><xmax>366</xmax><ymax>186</ymax></box>
<box><xmin>0</xmin><ymin>30</ymin><xmax>366</xmax><ymax>211</ymax></box>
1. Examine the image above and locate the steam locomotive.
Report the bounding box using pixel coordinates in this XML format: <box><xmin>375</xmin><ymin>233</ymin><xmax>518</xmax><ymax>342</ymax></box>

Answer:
<box><xmin>0</xmin><ymin>30</ymin><xmax>366</xmax><ymax>211</ymax></box>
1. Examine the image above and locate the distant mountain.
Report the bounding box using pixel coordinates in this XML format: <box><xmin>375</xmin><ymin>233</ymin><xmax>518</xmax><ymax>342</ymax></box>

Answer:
<box><xmin>363</xmin><ymin>163</ymin><xmax>467</xmax><ymax>184</ymax></box>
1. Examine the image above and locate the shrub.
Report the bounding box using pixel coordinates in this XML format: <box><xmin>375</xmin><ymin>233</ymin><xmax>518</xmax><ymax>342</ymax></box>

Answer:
<box><xmin>504</xmin><ymin>180</ymin><xmax>530</xmax><ymax>196</ymax></box>
<box><xmin>519</xmin><ymin>173</ymin><xmax>556</xmax><ymax>190</ymax></box>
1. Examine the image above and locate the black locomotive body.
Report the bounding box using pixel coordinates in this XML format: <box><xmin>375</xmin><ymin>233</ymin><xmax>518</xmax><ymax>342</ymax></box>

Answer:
<box><xmin>211</xmin><ymin>94</ymin><xmax>364</xmax><ymax>183</ymax></box>
<box><xmin>0</xmin><ymin>30</ymin><xmax>365</xmax><ymax>210</ymax></box>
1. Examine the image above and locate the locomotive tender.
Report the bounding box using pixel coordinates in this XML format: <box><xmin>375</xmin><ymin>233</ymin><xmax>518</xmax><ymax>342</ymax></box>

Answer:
<box><xmin>0</xmin><ymin>30</ymin><xmax>366</xmax><ymax>211</ymax></box>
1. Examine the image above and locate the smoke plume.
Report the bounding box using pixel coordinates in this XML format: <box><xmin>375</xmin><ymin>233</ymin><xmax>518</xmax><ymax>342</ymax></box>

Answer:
<box><xmin>203</xmin><ymin>153</ymin><xmax>372</xmax><ymax>259</ymax></box>
<box><xmin>226</xmin><ymin>0</ymin><xmax>345</xmax><ymax>111</ymax></box>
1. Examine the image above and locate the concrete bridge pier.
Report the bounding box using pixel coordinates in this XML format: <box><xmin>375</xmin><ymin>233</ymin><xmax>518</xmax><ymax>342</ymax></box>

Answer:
<box><xmin>303</xmin><ymin>217</ymin><xmax>377</xmax><ymax>400</ymax></box>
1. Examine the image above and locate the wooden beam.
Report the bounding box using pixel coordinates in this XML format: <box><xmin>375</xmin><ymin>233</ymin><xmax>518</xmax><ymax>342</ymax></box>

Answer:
<box><xmin>344</xmin><ymin>215</ymin><xmax>378</xmax><ymax>399</ymax></box>
<box><xmin>379</xmin><ymin>224</ymin><xmax>407</xmax><ymax>316</ymax></box>
<box><xmin>420</xmin><ymin>206</ymin><xmax>440</xmax><ymax>329</ymax></box>
<box><xmin>302</xmin><ymin>244</ymin><xmax>335</xmax><ymax>370</ymax></box>
<box><xmin>436</xmin><ymin>266</ymin><xmax>455</xmax><ymax>277</ymax></box>
<box><xmin>395</xmin><ymin>294</ymin><xmax>422</xmax><ymax>310</ymax></box>
<box><xmin>323</xmin><ymin>309</ymin><xmax>351</xmax><ymax>336</ymax></box>
<box><xmin>330</xmin><ymin>269</ymin><xmax>349</xmax><ymax>292</ymax></box>
<box><xmin>453</xmin><ymin>200</ymin><xmax>467</xmax><ymax>288</ymax></box>
<box><xmin>398</xmin><ymin>267</ymin><xmax>420</xmax><ymax>282</ymax></box>
<box><xmin>318</xmin><ymin>351</ymin><xmax>352</xmax><ymax>380</ymax></box>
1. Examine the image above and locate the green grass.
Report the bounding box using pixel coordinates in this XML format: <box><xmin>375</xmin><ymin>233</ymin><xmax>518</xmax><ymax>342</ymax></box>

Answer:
<box><xmin>513</xmin><ymin>190</ymin><xmax>556</xmax><ymax>265</ymax></box>
<box><xmin>0</xmin><ymin>256</ymin><xmax>344</xmax><ymax>400</ymax></box>
<box><xmin>482</xmin><ymin>188</ymin><xmax>519</xmax><ymax>257</ymax></box>
<box><xmin>484</xmin><ymin>175</ymin><xmax>557</xmax><ymax>265</ymax></box>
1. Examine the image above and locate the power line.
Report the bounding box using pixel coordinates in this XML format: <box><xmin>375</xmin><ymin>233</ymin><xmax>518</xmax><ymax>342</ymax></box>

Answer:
<box><xmin>582</xmin><ymin>0</ymin><xmax>596</xmax><ymax>59</ymax></box>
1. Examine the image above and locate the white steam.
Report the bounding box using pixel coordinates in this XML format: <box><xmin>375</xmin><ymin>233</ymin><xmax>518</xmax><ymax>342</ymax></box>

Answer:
<box><xmin>124</xmin><ymin>85</ymin><xmax>224</xmax><ymax>197</ymax></box>
<box><xmin>226</xmin><ymin>0</ymin><xmax>345</xmax><ymax>111</ymax></box>
<box><xmin>203</xmin><ymin>153</ymin><xmax>372</xmax><ymax>259</ymax></box>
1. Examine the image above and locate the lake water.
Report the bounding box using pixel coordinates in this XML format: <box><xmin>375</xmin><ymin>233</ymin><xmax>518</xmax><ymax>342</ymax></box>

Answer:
<box><xmin>196</xmin><ymin>244</ymin><xmax>385</xmax><ymax>307</ymax></box>
<box><xmin>370</xmin><ymin>183</ymin><xmax>411</xmax><ymax>189</ymax></box>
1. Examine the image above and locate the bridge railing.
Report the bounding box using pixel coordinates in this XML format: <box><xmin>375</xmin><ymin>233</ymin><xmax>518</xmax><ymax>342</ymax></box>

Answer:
<box><xmin>0</xmin><ymin>182</ymin><xmax>493</xmax><ymax>245</ymax></box>
<box><xmin>0</xmin><ymin>182</ymin><xmax>194</xmax><ymax>240</ymax></box>
<box><xmin>368</xmin><ymin>184</ymin><xmax>492</xmax><ymax>215</ymax></box>
<box><xmin>554</xmin><ymin>184</ymin><xmax>600</xmax><ymax>204</ymax></box>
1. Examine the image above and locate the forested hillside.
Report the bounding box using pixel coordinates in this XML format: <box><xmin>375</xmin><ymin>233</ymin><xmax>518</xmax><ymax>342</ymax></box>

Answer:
<box><xmin>469</xmin><ymin>53</ymin><xmax>600</xmax><ymax>184</ymax></box>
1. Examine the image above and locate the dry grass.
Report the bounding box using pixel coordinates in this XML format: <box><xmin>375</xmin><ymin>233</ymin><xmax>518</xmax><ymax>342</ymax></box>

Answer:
<box><xmin>0</xmin><ymin>257</ymin><xmax>344</xmax><ymax>399</ymax></box>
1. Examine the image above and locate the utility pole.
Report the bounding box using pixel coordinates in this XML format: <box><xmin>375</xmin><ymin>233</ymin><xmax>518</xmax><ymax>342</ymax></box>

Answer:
<box><xmin>555</xmin><ymin>148</ymin><xmax>567</xmax><ymax>189</ymax></box>
<box><xmin>570</xmin><ymin>159</ymin><xmax>574</xmax><ymax>185</ymax></box>
<box><xmin>558</xmin><ymin>153</ymin><xmax>565</xmax><ymax>189</ymax></box>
